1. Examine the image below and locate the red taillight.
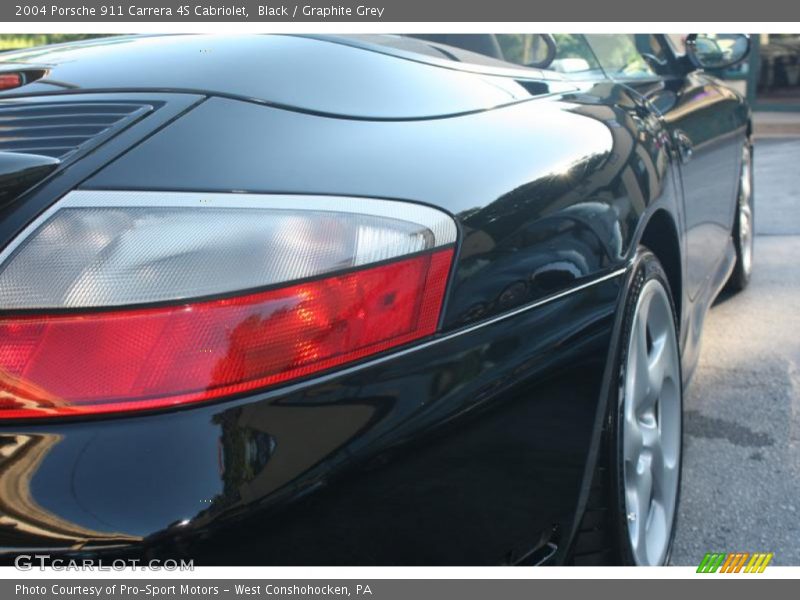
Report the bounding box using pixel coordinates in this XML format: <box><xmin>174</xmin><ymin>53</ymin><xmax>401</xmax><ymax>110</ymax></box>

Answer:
<box><xmin>0</xmin><ymin>191</ymin><xmax>459</xmax><ymax>419</ymax></box>
<box><xmin>0</xmin><ymin>249</ymin><xmax>453</xmax><ymax>419</ymax></box>
<box><xmin>0</xmin><ymin>73</ymin><xmax>22</xmax><ymax>91</ymax></box>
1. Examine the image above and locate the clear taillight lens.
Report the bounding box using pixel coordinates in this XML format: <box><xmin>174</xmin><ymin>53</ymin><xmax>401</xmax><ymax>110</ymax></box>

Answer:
<box><xmin>0</xmin><ymin>191</ymin><xmax>456</xmax><ymax>419</ymax></box>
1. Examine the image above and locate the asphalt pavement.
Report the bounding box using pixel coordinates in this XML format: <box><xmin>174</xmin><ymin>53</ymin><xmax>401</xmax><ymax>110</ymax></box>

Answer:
<box><xmin>670</xmin><ymin>138</ymin><xmax>800</xmax><ymax>565</ymax></box>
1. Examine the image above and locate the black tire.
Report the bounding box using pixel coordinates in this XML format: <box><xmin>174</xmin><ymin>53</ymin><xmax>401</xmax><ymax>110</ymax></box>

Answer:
<box><xmin>727</xmin><ymin>143</ymin><xmax>755</xmax><ymax>292</ymax></box>
<box><xmin>570</xmin><ymin>247</ymin><xmax>683</xmax><ymax>565</ymax></box>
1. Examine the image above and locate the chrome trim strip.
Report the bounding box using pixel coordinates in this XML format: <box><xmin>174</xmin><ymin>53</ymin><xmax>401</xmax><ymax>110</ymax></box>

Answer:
<box><xmin>416</xmin><ymin>267</ymin><xmax>627</xmax><ymax>345</ymax></box>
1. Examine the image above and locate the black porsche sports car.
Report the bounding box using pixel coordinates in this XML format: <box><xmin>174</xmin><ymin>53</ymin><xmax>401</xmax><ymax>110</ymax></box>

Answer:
<box><xmin>0</xmin><ymin>33</ymin><xmax>753</xmax><ymax>566</ymax></box>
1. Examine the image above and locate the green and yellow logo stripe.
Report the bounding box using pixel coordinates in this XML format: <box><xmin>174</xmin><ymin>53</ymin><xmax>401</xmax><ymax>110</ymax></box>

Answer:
<box><xmin>697</xmin><ymin>552</ymin><xmax>773</xmax><ymax>573</ymax></box>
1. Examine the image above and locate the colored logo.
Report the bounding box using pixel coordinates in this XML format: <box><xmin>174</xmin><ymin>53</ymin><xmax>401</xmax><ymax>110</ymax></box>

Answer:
<box><xmin>697</xmin><ymin>552</ymin><xmax>773</xmax><ymax>573</ymax></box>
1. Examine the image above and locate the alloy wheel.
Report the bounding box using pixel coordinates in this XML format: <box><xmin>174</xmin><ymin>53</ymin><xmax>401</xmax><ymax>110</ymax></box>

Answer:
<box><xmin>738</xmin><ymin>145</ymin><xmax>754</xmax><ymax>277</ymax></box>
<box><xmin>621</xmin><ymin>278</ymin><xmax>681</xmax><ymax>565</ymax></box>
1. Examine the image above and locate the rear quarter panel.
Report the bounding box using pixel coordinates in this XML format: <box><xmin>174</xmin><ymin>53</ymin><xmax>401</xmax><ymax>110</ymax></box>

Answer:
<box><xmin>0</xmin><ymin>79</ymin><xmax>681</xmax><ymax>564</ymax></box>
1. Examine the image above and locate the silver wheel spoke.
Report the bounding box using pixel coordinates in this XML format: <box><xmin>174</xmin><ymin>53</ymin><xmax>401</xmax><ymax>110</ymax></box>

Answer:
<box><xmin>632</xmin><ymin>453</ymin><xmax>653</xmax><ymax>553</ymax></box>
<box><xmin>630</xmin><ymin>308</ymin><xmax>650</xmax><ymax>410</ymax></box>
<box><xmin>645</xmin><ymin>334</ymin><xmax>667</xmax><ymax>414</ymax></box>
<box><xmin>624</xmin><ymin>413</ymin><xmax>644</xmax><ymax>460</ymax></box>
<box><xmin>649</xmin><ymin>430</ymin><xmax>665</xmax><ymax>502</ymax></box>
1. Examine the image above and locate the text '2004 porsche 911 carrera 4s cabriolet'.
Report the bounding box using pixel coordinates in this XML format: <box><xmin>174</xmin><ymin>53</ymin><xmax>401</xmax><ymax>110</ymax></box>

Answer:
<box><xmin>0</xmin><ymin>33</ymin><xmax>754</xmax><ymax>566</ymax></box>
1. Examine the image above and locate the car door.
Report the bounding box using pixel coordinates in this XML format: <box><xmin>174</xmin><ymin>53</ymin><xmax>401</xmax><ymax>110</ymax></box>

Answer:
<box><xmin>584</xmin><ymin>34</ymin><xmax>746</xmax><ymax>300</ymax></box>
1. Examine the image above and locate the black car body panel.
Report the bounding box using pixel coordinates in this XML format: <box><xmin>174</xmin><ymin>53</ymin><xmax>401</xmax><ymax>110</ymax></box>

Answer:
<box><xmin>0</xmin><ymin>276</ymin><xmax>619</xmax><ymax>564</ymax></box>
<box><xmin>0</xmin><ymin>34</ymin><xmax>750</xmax><ymax>564</ymax></box>
<box><xmin>0</xmin><ymin>35</ymin><xmax>557</xmax><ymax>120</ymax></box>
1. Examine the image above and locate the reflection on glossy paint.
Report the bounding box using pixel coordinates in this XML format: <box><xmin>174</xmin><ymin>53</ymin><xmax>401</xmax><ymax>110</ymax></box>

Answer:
<box><xmin>0</xmin><ymin>433</ymin><xmax>141</xmax><ymax>549</ymax></box>
<box><xmin>447</xmin><ymin>86</ymin><xmax>660</xmax><ymax>325</ymax></box>
<box><xmin>187</xmin><ymin>401</ymin><xmax>377</xmax><ymax>525</ymax></box>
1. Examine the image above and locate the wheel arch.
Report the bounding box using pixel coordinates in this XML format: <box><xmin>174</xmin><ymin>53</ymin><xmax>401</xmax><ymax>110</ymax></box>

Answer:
<box><xmin>638</xmin><ymin>208</ymin><xmax>683</xmax><ymax>327</ymax></box>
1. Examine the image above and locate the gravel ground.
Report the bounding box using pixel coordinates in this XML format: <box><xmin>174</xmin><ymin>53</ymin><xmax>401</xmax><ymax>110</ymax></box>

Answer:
<box><xmin>670</xmin><ymin>139</ymin><xmax>800</xmax><ymax>565</ymax></box>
